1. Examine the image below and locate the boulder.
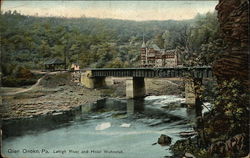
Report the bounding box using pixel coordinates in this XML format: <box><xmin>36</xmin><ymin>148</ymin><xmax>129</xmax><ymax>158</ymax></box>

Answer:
<box><xmin>158</xmin><ymin>134</ymin><xmax>172</xmax><ymax>146</ymax></box>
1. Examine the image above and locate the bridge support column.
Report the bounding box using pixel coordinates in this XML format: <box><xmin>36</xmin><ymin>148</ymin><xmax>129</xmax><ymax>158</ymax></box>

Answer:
<box><xmin>81</xmin><ymin>70</ymin><xmax>106</xmax><ymax>88</ymax></box>
<box><xmin>127</xmin><ymin>99</ymin><xmax>145</xmax><ymax>115</ymax></box>
<box><xmin>126</xmin><ymin>77</ymin><xmax>145</xmax><ymax>98</ymax></box>
<box><xmin>185</xmin><ymin>78</ymin><xmax>206</xmax><ymax>146</ymax></box>
<box><xmin>185</xmin><ymin>78</ymin><xmax>202</xmax><ymax>107</ymax></box>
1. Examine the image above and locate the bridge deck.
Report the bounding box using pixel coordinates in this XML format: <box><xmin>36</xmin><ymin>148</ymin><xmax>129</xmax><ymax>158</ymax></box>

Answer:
<box><xmin>85</xmin><ymin>66</ymin><xmax>213</xmax><ymax>78</ymax></box>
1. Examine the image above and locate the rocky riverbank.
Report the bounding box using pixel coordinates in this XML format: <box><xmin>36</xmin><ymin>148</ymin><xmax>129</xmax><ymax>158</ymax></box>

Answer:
<box><xmin>0</xmin><ymin>72</ymin><xmax>102</xmax><ymax>119</ymax></box>
<box><xmin>0</xmin><ymin>72</ymin><xmax>183</xmax><ymax>120</ymax></box>
<box><xmin>167</xmin><ymin>112</ymin><xmax>249</xmax><ymax>158</ymax></box>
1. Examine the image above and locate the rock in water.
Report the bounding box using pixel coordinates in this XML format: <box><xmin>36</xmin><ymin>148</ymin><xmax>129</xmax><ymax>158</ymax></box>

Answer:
<box><xmin>152</xmin><ymin>142</ymin><xmax>157</xmax><ymax>146</ymax></box>
<box><xmin>95</xmin><ymin>122</ymin><xmax>111</xmax><ymax>130</ymax></box>
<box><xmin>158</xmin><ymin>134</ymin><xmax>172</xmax><ymax>146</ymax></box>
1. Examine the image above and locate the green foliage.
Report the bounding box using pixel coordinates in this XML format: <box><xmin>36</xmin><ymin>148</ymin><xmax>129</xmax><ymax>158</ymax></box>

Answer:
<box><xmin>12</xmin><ymin>66</ymin><xmax>34</xmax><ymax>78</ymax></box>
<box><xmin>199</xmin><ymin>39</ymin><xmax>227</xmax><ymax>65</ymax></box>
<box><xmin>1</xmin><ymin>10</ymin><xmax>198</xmax><ymax>72</ymax></box>
<box><xmin>213</xmin><ymin>78</ymin><xmax>249</xmax><ymax>136</ymax></box>
<box><xmin>170</xmin><ymin>138</ymin><xmax>210</xmax><ymax>158</ymax></box>
<box><xmin>105</xmin><ymin>58</ymin><xmax>124</xmax><ymax>68</ymax></box>
<box><xmin>1</xmin><ymin>65</ymin><xmax>37</xmax><ymax>87</ymax></box>
<box><xmin>189</xmin><ymin>12</ymin><xmax>219</xmax><ymax>51</ymax></box>
<box><xmin>153</xmin><ymin>12</ymin><xmax>220</xmax><ymax>66</ymax></box>
<box><xmin>162</xmin><ymin>23</ymin><xmax>191</xmax><ymax>50</ymax></box>
<box><xmin>2</xmin><ymin>76</ymin><xmax>37</xmax><ymax>87</ymax></box>
<box><xmin>153</xmin><ymin>33</ymin><xmax>165</xmax><ymax>49</ymax></box>
<box><xmin>1</xmin><ymin>10</ymin><xmax>221</xmax><ymax>75</ymax></box>
<box><xmin>186</xmin><ymin>12</ymin><xmax>221</xmax><ymax>66</ymax></box>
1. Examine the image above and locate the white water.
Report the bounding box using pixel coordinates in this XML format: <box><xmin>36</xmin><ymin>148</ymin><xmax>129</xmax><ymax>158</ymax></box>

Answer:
<box><xmin>95</xmin><ymin>122</ymin><xmax>111</xmax><ymax>130</ymax></box>
<box><xmin>120</xmin><ymin>123</ymin><xmax>131</xmax><ymax>128</ymax></box>
<box><xmin>2</xmin><ymin>95</ymin><xmax>196</xmax><ymax>158</ymax></box>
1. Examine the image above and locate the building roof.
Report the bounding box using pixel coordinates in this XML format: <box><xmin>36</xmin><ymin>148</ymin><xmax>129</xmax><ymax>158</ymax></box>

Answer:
<box><xmin>44</xmin><ymin>58</ymin><xmax>65</xmax><ymax>65</ymax></box>
<box><xmin>149</xmin><ymin>44</ymin><xmax>160</xmax><ymax>51</ymax></box>
<box><xmin>141</xmin><ymin>41</ymin><xmax>146</xmax><ymax>48</ymax></box>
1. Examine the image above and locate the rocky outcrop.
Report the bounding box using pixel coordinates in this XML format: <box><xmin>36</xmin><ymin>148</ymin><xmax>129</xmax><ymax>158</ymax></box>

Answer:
<box><xmin>169</xmin><ymin>1</ymin><xmax>249</xmax><ymax>157</ymax></box>
<box><xmin>208</xmin><ymin>133</ymin><xmax>248</xmax><ymax>157</ymax></box>
<box><xmin>213</xmin><ymin>0</ymin><xmax>249</xmax><ymax>87</ymax></box>
<box><xmin>158</xmin><ymin>134</ymin><xmax>172</xmax><ymax>146</ymax></box>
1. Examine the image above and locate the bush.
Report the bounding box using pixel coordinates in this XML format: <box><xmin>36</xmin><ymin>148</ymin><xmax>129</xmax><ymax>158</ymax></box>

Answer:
<box><xmin>12</xmin><ymin>66</ymin><xmax>34</xmax><ymax>78</ymax></box>
<box><xmin>1</xmin><ymin>63</ymin><xmax>16</xmax><ymax>76</ymax></box>
<box><xmin>2</xmin><ymin>76</ymin><xmax>37</xmax><ymax>87</ymax></box>
<box><xmin>1</xmin><ymin>66</ymin><xmax>37</xmax><ymax>87</ymax></box>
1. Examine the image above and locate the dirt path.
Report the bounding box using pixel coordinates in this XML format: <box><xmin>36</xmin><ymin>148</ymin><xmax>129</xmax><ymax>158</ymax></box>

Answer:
<box><xmin>0</xmin><ymin>72</ymin><xmax>103</xmax><ymax>119</ymax></box>
<box><xmin>1</xmin><ymin>71</ymin><xmax>67</xmax><ymax>96</ymax></box>
<box><xmin>1</xmin><ymin>76</ymin><xmax>45</xmax><ymax>96</ymax></box>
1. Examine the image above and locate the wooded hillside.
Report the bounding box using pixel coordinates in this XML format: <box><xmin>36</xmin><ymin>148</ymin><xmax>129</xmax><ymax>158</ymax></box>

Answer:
<box><xmin>1</xmin><ymin>11</ymin><xmax>219</xmax><ymax>70</ymax></box>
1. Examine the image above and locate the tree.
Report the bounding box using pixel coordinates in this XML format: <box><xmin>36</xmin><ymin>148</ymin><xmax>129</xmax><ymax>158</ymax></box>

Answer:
<box><xmin>40</xmin><ymin>40</ymin><xmax>51</xmax><ymax>59</ymax></box>
<box><xmin>189</xmin><ymin>12</ymin><xmax>219</xmax><ymax>53</ymax></box>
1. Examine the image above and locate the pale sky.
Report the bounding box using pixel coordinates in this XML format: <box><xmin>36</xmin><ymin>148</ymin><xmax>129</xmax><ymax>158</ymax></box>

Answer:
<box><xmin>2</xmin><ymin>1</ymin><xmax>218</xmax><ymax>21</ymax></box>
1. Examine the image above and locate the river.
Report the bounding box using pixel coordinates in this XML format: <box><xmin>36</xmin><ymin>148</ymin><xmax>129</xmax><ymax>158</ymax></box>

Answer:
<box><xmin>2</xmin><ymin>95</ymin><xmax>205</xmax><ymax>158</ymax></box>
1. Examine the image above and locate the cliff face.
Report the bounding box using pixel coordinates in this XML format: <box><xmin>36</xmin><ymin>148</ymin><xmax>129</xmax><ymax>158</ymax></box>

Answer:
<box><xmin>209</xmin><ymin>1</ymin><xmax>249</xmax><ymax>155</ymax></box>
<box><xmin>213</xmin><ymin>0</ymin><xmax>249</xmax><ymax>86</ymax></box>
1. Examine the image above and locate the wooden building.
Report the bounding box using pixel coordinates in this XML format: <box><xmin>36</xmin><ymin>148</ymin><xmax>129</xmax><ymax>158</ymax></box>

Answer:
<box><xmin>44</xmin><ymin>58</ymin><xmax>66</xmax><ymax>71</ymax></box>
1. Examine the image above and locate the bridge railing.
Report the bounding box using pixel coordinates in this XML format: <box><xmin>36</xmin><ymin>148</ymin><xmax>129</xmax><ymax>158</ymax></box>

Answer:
<box><xmin>84</xmin><ymin>66</ymin><xmax>213</xmax><ymax>78</ymax></box>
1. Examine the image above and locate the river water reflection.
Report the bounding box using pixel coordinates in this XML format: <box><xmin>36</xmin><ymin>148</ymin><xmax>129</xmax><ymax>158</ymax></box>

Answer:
<box><xmin>2</xmin><ymin>95</ymin><xmax>199</xmax><ymax>158</ymax></box>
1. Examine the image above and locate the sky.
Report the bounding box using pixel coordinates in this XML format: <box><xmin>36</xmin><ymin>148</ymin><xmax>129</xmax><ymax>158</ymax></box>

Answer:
<box><xmin>1</xmin><ymin>1</ymin><xmax>218</xmax><ymax>21</ymax></box>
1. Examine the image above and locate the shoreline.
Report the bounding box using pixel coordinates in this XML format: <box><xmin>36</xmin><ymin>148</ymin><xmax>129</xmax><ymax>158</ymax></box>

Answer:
<box><xmin>0</xmin><ymin>72</ymin><xmax>183</xmax><ymax>120</ymax></box>
<box><xmin>0</xmin><ymin>73</ymin><xmax>220</xmax><ymax>157</ymax></box>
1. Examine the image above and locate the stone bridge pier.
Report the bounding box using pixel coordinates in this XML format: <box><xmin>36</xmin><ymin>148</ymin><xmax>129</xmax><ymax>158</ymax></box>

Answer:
<box><xmin>126</xmin><ymin>77</ymin><xmax>145</xmax><ymax>98</ymax></box>
<box><xmin>81</xmin><ymin>69</ymin><xmax>206</xmax><ymax>107</ymax></box>
<box><xmin>185</xmin><ymin>78</ymin><xmax>203</xmax><ymax>107</ymax></box>
<box><xmin>81</xmin><ymin>72</ymin><xmax>146</xmax><ymax>98</ymax></box>
<box><xmin>81</xmin><ymin>70</ymin><xmax>106</xmax><ymax>89</ymax></box>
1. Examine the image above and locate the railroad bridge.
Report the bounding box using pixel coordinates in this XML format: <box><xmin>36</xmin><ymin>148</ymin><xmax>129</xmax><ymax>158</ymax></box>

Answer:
<box><xmin>80</xmin><ymin>66</ymin><xmax>213</xmax><ymax>105</ymax></box>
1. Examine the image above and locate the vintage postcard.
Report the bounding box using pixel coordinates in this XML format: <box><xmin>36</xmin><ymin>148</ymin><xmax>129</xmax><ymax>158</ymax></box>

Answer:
<box><xmin>0</xmin><ymin>0</ymin><xmax>249</xmax><ymax>158</ymax></box>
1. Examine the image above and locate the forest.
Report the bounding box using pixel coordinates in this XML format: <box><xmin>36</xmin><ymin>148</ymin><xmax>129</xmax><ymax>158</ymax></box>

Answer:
<box><xmin>1</xmin><ymin>11</ymin><xmax>220</xmax><ymax>72</ymax></box>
